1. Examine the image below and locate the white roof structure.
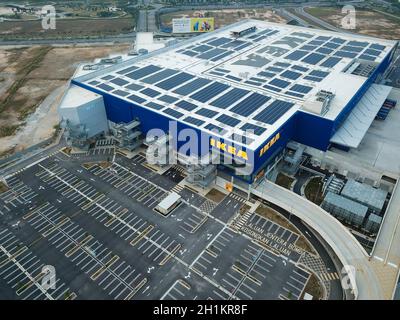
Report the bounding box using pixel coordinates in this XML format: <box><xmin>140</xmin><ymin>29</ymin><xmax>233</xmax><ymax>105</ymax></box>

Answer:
<box><xmin>157</xmin><ymin>192</ymin><xmax>181</xmax><ymax>211</ymax></box>
<box><xmin>330</xmin><ymin>84</ymin><xmax>393</xmax><ymax>148</ymax></box>
<box><xmin>73</xmin><ymin>20</ymin><xmax>397</xmax><ymax>151</ymax></box>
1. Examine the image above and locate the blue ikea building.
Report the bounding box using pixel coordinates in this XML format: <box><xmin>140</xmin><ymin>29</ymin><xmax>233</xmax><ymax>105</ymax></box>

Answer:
<box><xmin>70</xmin><ymin>20</ymin><xmax>398</xmax><ymax>183</ymax></box>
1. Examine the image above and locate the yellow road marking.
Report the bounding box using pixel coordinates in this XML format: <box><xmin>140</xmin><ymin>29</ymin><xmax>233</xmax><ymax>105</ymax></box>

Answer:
<box><xmin>90</xmin><ymin>255</ymin><xmax>119</xmax><ymax>281</ymax></box>
<box><xmin>23</xmin><ymin>202</ymin><xmax>48</xmax><ymax>220</ymax></box>
<box><xmin>0</xmin><ymin>246</ymin><xmax>27</xmax><ymax>268</ymax></box>
<box><xmin>42</xmin><ymin>217</ymin><xmax>70</xmax><ymax>237</ymax></box>
<box><xmin>65</xmin><ymin>235</ymin><xmax>93</xmax><ymax>258</ymax></box>
<box><xmin>16</xmin><ymin>272</ymin><xmax>45</xmax><ymax>296</ymax></box>
<box><xmin>130</xmin><ymin>225</ymin><xmax>154</xmax><ymax>247</ymax></box>
<box><xmin>124</xmin><ymin>278</ymin><xmax>147</xmax><ymax>300</ymax></box>
<box><xmin>105</xmin><ymin>208</ymin><xmax>128</xmax><ymax>227</ymax></box>
<box><xmin>81</xmin><ymin>193</ymin><xmax>105</xmax><ymax>211</ymax></box>
<box><xmin>159</xmin><ymin>244</ymin><xmax>181</xmax><ymax>266</ymax></box>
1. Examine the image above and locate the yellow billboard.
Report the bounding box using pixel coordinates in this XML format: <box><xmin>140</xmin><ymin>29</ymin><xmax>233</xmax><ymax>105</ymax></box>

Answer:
<box><xmin>190</xmin><ymin>18</ymin><xmax>214</xmax><ymax>33</ymax></box>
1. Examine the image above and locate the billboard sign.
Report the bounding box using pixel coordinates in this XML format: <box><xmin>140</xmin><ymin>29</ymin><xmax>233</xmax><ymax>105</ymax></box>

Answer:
<box><xmin>172</xmin><ymin>18</ymin><xmax>214</xmax><ymax>34</ymax></box>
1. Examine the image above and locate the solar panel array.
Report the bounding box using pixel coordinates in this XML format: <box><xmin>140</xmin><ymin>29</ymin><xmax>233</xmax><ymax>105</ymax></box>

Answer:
<box><xmin>82</xmin><ymin>22</ymin><xmax>392</xmax><ymax>150</ymax></box>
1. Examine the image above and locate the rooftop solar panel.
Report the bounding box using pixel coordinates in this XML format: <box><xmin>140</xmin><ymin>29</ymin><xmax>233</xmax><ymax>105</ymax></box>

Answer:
<box><xmin>116</xmin><ymin>66</ymin><xmax>139</xmax><ymax>75</ymax></box>
<box><xmin>316</xmin><ymin>47</ymin><xmax>333</xmax><ymax>55</ymax></box>
<box><xmin>127</xmin><ymin>94</ymin><xmax>146</xmax><ymax>104</ymax></box>
<box><xmin>304</xmin><ymin>76</ymin><xmax>323</xmax><ymax>82</ymax></box>
<box><xmin>184</xmin><ymin>116</ymin><xmax>205</xmax><ymax>126</ymax></box>
<box><xmin>210</xmin><ymin>88</ymin><xmax>249</xmax><ymax>109</ymax></box>
<box><xmin>302</xmin><ymin>52</ymin><xmax>326</xmax><ymax>65</ymax></box>
<box><xmin>112</xmin><ymin>90</ymin><xmax>130</xmax><ymax>97</ymax></box>
<box><xmin>245</xmin><ymin>80</ymin><xmax>262</xmax><ymax>86</ymax></box>
<box><xmin>348</xmin><ymin>40</ymin><xmax>369</xmax><ymax>47</ymax></box>
<box><xmin>320</xmin><ymin>57</ymin><xmax>341</xmax><ymax>68</ymax></box>
<box><xmin>324</xmin><ymin>42</ymin><xmax>341</xmax><ymax>49</ymax></box>
<box><xmin>198</xmin><ymin>48</ymin><xmax>226</xmax><ymax>60</ymax></box>
<box><xmin>125</xmin><ymin>83</ymin><xmax>145</xmax><ymax>91</ymax></box>
<box><xmin>341</xmin><ymin>45</ymin><xmax>364</xmax><ymax>53</ymax></box>
<box><xmin>258</xmin><ymin>71</ymin><xmax>275</xmax><ymax>78</ymax></box>
<box><xmin>285</xmin><ymin>50</ymin><xmax>309</xmax><ymax>61</ymax></box>
<box><xmin>216</xmin><ymin>114</ymin><xmax>241</xmax><ymax>127</ymax></box>
<box><xmin>215</xmin><ymin>68</ymin><xmax>230</xmax><ymax>73</ymax></box>
<box><xmin>253</xmin><ymin>100</ymin><xmax>295</xmax><ymax>125</ymax></box>
<box><xmin>285</xmin><ymin>91</ymin><xmax>304</xmax><ymax>98</ymax></box>
<box><xmin>240</xmin><ymin>123</ymin><xmax>266</xmax><ymax>136</ymax></box>
<box><xmin>141</xmin><ymin>88</ymin><xmax>161</xmax><ymax>98</ymax></box>
<box><xmin>291</xmin><ymin>65</ymin><xmax>309</xmax><ymax>72</ymax></box>
<box><xmin>156</xmin><ymin>72</ymin><xmax>194</xmax><ymax>90</ymax></box>
<box><xmin>363</xmin><ymin>48</ymin><xmax>381</xmax><ymax>56</ymax></box>
<box><xmin>263</xmin><ymin>84</ymin><xmax>281</xmax><ymax>92</ymax></box>
<box><xmin>210</xmin><ymin>50</ymin><xmax>234</xmax><ymax>62</ymax></box>
<box><xmin>269</xmin><ymin>78</ymin><xmax>290</xmax><ymax>88</ymax></box>
<box><xmin>190</xmin><ymin>82</ymin><xmax>230</xmax><ymax>103</ymax></box>
<box><xmin>235</xmin><ymin>43</ymin><xmax>252</xmax><ymax>51</ymax></box>
<box><xmin>209</xmin><ymin>71</ymin><xmax>225</xmax><ymax>77</ymax></box>
<box><xmin>146</xmin><ymin>102</ymin><xmax>165</xmax><ymax>110</ymax></box>
<box><xmin>88</xmin><ymin>80</ymin><xmax>100</xmax><ymax>85</ymax></box>
<box><xmin>281</xmin><ymin>70</ymin><xmax>301</xmax><ymax>80</ymax></box>
<box><xmin>331</xmin><ymin>37</ymin><xmax>346</xmax><ymax>44</ymax></box>
<box><xmin>205</xmin><ymin>123</ymin><xmax>227</xmax><ymax>135</ymax></box>
<box><xmin>334</xmin><ymin>51</ymin><xmax>357</xmax><ymax>58</ymax></box>
<box><xmin>97</xmin><ymin>83</ymin><xmax>114</xmax><ymax>92</ymax></box>
<box><xmin>230</xmin><ymin>93</ymin><xmax>271</xmax><ymax>117</ymax></box>
<box><xmin>110</xmin><ymin>78</ymin><xmax>129</xmax><ymax>86</ymax></box>
<box><xmin>370</xmin><ymin>44</ymin><xmax>385</xmax><ymax>51</ymax></box>
<box><xmin>274</xmin><ymin>62</ymin><xmax>291</xmax><ymax>68</ymax></box>
<box><xmin>359</xmin><ymin>54</ymin><xmax>376</xmax><ymax>61</ymax></box>
<box><xmin>164</xmin><ymin>108</ymin><xmax>184</xmax><ymax>119</ymax></box>
<box><xmin>300</xmin><ymin>45</ymin><xmax>317</xmax><ymax>52</ymax></box>
<box><xmin>195</xmin><ymin>108</ymin><xmax>218</xmax><ymax>118</ymax></box>
<box><xmin>308</xmin><ymin>40</ymin><xmax>324</xmax><ymax>46</ymax></box>
<box><xmin>176</xmin><ymin>100</ymin><xmax>197</xmax><ymax>111</ymax></box>
<box><xmin>225</xmin><ymin>75</ymin><xmax>242</xmax><ymax>82</ymax></box>
<box><xmin>266</xmin><ymin>66</ymin><xmax>284</xmax><ymax>73</ymax></box>
<box><xmin>140</xmin><ymin>69</ymin><xmax>178</xmax><ymax>84</ymax></box>
<box><xmin>290</xmin><ymin>84</ymin><xmax>312</xmax><ymax>94</ymax></box>
<box><xmin>158</xmin><ymin>95</ymin><xmax>179</xmax><ymax>104</ymax></box>
<box><xmin>102</xmin><ymin>75</ymin><xmax>114</xmax><ymax>81</ymax></box>
<box><xmin>207</xmin><ymin>37</ymin><xmax>232</xmax><ymax>47</ymax></box>
<box><xmin>192</xmin><ymin>45</ymin><xmax>213</xmax><ymax>53</ymax></box>
<box><xmin>221</xmin><ymin>39</ymin><xmax>246</xmax><ymax>49</ymax></box>
<box><xmin>316</xmin><ymin>36</ymin><xmax>331</xmax><ymax>41</ymax></box>
<box><xmin>309</xmin><ymin>70</ymin><xmax>329</xmax><ymax>78</ymax></box>
<box><xmin>125</xmin><ymin>65</ymin><xmax>162</xmax><ymax>80</ymax></box>
<box><xmin>174</xmin><ymin>78</ymin><xmax>211</xmax><ymax>96</ymax></box>
<box><xmin>182</xmin><ymin>50</ymin><xmax>199</xmax><ymax>57</ymax></box>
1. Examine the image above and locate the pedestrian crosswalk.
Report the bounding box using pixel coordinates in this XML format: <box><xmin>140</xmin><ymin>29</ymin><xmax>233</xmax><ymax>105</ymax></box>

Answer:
<box><xmin>171</xmin><ymin>184</ymin><xmax>184</xmax><ymax>194</ymax></box>
<box><xmin>319</xmin><ymin>272</ymin><xmax>340</xmax><ymax>281</ymax></box>
<box><xmin>229</xmin><ymin>193</ymin><xmax>247</xmax><ymax>203</ymax></box>
<box><xmin>171</xmin><ymin>165</ymin><xmax>186</xmax><ymax>176</ymax></box>
<box><xmin>233</xmin><ymin>211</ymin><xmax>252</xmax><ymax>229</ymax></box>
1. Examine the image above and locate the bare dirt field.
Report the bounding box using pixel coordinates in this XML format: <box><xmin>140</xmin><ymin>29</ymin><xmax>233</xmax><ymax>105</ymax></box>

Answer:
<box><xmin>305</xmin><ymin>7</ymin><xmax>400</xmax><ymax>40</ymax></box>
<box><xmin>160</xmin><ymin>8</ymin><xmax>287</xmax><ymax>29</ymax></box>
<box><xmin>0</xmin><ymin>18</ymin><xmax>134</xmax><ymax>39</ymax></box>
<box><xmin>0</xmin><ymin>44</ymin><xmax>130</xmax><ymax>155</ymax></box>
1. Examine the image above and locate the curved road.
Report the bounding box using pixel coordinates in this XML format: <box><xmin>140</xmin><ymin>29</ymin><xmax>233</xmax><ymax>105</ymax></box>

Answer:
<box><xmin>252</xmin><ymin>179</ymin><xmax>385</xmax><ymax>299</ymax></box>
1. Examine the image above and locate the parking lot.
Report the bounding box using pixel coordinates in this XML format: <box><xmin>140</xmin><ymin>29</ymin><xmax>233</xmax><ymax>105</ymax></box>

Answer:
<box><xmin>0</xmin><ymin>150</ymin><xmax>328</xmax><ymax>300</ymax></box>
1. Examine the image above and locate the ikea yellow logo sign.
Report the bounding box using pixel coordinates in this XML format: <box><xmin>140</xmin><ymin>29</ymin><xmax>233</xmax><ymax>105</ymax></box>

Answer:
<box><xmin>210</xmin><ymin>138</ymin><xmax>248</xmax><ymax>161</ymax></box>
<box><xmin>259</xmin><ymin>132</ymin><xmax>280</xmax><ymax>157</ymax></box>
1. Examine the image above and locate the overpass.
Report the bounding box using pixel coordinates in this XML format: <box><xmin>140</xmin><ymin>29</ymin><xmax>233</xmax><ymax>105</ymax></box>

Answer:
<box><xmin>251</xmin><ymin>179</ymin><xmax>395</xmax><ymax>299</ymax></box>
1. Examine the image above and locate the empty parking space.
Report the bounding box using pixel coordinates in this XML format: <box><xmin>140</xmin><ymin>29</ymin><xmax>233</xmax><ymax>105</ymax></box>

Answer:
<box><xmin>0</xmin><ymin>228</ymin><xmax>75</xmax><ymax>300</ymax></box>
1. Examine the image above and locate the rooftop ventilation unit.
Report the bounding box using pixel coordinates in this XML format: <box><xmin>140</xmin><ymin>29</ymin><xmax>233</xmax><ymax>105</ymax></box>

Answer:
<box><xmin>303</xmin><ymin>90</ymin><xmax>335</xmax><ymax>116</ymax></box>
<box><xmin>231</xmin><ymin>26</ymin><xmax>256</xmax><ymax>38</ymax></box>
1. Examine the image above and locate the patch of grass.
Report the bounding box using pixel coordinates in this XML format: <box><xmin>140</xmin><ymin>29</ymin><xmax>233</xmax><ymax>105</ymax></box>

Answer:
<box><xmin>301</xmin><ymin>273</ymin><xmax>324</xmax><ymax>300</ymax></box>
<box><xmin>0</xmin><ymin>181</ymin><xmax>9</xmax><ymax>193</ymax></box>
<box><xmin>275</xmin><ymin>172</ymin><xmax>295</xmax><ymax>190</ymax></box>
<box><xmin>205</xmin><ymin>188</ymin><xmax>226</xmax><ymax>203</ymax></box>
<box><xmin>304</xmin><ymin>177</ymin><xmax>324</xmax><ymax>205</ymax></box>
<box><xmin>0</xmin><ymin>125</ymin><xmax>19</xmax><ymax>138</ymax></box>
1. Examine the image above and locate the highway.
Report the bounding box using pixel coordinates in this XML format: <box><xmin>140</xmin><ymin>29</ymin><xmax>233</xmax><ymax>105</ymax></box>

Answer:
<box><xmin>252</xmin><ymin>179</ymin><xmax>388</xmax><ymax>299</ymax></box>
